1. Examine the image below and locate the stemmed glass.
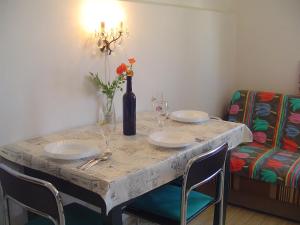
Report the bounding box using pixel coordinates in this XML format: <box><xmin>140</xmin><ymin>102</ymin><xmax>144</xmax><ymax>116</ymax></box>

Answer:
<box><xmin>151</xmin><ymin>94</ymin><xmax>169</xmax><ymax>129</ymax></box>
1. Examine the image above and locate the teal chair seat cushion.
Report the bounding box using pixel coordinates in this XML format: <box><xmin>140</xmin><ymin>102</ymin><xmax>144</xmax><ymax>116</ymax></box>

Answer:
<box><xmin>26</xmin><ymin>203</ymin><xmax>104</xmax><ymax>225</ymax></box>
<box><xmin>129</xmin><ymin>184</ymin><xmax>213</xmax><ymax>221</ymax></box>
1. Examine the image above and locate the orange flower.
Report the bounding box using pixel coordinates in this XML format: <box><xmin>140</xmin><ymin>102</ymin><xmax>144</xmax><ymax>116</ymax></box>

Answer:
<box><xmin>128</xmin><ymin>58</ymin><xmax>136</xmax><ymax>65</ymax></box>
<box><xmin>127</xmin><ymin>70</ymin><xmax>134</xmax><ymax>77</ymax></box>
<box><xmin>116</xmin><ymin>63</ymin><xmax>127</xmax><ymax>75</ymax></box>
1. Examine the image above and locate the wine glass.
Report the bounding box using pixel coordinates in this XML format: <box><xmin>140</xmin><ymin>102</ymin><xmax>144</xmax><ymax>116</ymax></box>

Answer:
<box><xmin>151</xmin><ymin>94</ymin><xmax>169</xmax><ymax>129</ymax></box>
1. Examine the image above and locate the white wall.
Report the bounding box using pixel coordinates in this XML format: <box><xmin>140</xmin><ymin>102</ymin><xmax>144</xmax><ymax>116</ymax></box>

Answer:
<box><xmin>236</xmin><ymin>0</ymin><xmax>300</xmax><ymax>94</ymax></box>
<box><xmin>127</xmin><ymin>0</ymin><xmax>236</xmax><ymax>12</ymax></box>
<box><xmin>0</xmin><ymin>0</ymin><xmax>236</xmax><ymax>146</ymax></box>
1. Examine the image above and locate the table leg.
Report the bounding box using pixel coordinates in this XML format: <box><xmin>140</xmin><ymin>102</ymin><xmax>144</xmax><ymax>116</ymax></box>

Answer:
<box><xmin>105</xmin><ymin>206</ymin><xmax>123</xmax><ymax>225</ymax></box>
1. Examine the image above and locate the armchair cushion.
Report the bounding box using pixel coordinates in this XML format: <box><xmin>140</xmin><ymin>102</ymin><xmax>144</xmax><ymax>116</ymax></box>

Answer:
<box><xmin>231</xmin><ymin>145</ymin><xmax>300</xmax><ymax>188</ymax></box>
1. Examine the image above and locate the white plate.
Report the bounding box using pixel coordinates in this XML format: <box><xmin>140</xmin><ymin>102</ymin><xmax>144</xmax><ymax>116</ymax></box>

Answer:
<box><xmin>148</xmin><ymin>131</ymin><xmax>195</xmax><ymax>148</ymax></box>
<box><xmin>44</xmin><ymin>140</ymin><xmax>101</xmax><ymax>160</ymax></box>
<box><xmin>170</xmin><ymin>110</ymin><xmax>209</xmax><ymax>123</ymax></box>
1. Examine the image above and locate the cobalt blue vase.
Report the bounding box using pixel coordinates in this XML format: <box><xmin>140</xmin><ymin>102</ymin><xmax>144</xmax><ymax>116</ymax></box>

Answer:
<box><xmin>123</xmin><ymin>76</ymin><xmax>136</xmax><ymax>135</ymax></box>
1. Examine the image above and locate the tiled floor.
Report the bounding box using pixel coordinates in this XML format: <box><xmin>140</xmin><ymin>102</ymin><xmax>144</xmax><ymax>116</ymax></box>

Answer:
<box><xmin>125</xmin><ymin>205</ymin><xmax>299</xmax><ymax>225</ymax></box>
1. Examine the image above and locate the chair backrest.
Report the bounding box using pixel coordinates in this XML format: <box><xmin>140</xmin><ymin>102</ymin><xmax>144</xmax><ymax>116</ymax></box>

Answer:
<box><xmin>0</xmin><ymin>164</ymin><xmax>65</xmax><ymax>225</ymax></box>
<box><xmin>180</xmin><ymin>143</ymin><xmax>228</xmax><ymax>225</ymax></box>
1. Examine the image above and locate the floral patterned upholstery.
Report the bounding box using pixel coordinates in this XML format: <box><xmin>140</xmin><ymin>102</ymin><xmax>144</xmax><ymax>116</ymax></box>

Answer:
<box><xmin>228</xmin><ymin>90</ymin><xmax>284</xmax><ymax>148</ymax></box>
<box><xmin>231</xmin><ymin>145</ymin><xmax>300</xmax><ymax>188</ymax></box>
<box><xmin>228</xmin><ymin>91</ymin><xmax>300</xmax><ymax>188</ymax></box>
<box><xmin>230</xmin><ymin>144</ymin><xmax>271</xmax><ymax>178</ymax></box>
<box><xmin>228</xmin><ymin>90</ymin><xmax>249</xmax><ymax>124</ymax></box>
<box><xmin>277</xmin><ymin>95</ymin><xmax>300</xmax><ymax>152</ymax></box>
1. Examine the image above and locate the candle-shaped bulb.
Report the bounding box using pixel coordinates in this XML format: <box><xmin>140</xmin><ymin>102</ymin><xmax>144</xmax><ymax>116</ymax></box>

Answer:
<box><xmin>120</xmin><ymin>21</ymin><xmax>123</xmax><ymax>31</ymax></box>
<box><xmin>100</xmin><ymin>22</ymin><xmax>105</xmax><ymax>33</ymax></box>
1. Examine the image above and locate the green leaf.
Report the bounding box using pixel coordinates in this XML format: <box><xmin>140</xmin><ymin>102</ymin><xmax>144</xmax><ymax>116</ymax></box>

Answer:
<box><xmin>238</xmin><ymin>146</ymin><xmax>255</xmax><ymax>153</ymax></box>
<box><xmin>253</xmin><ymin>118</ymin><xmax>269</xmax><ymax>131</ymax></box>
<box><xmin>231</xmin><ymin>91</ymin><xmax>241</xmax><ymax>103</ymax></box>
<box><xmin>290</xmin><ymin>98</ymin><xmax>300</xmax><ymax>112</ymax></box>
<box><xmin>261</xmin><ymin>169</ymin><xmax>277</xmax><ymax>183</ymax></box>
<box><xmin>88</xmin><ymin>71</ymin><xmax>125</xmax><ymax>98</ymax></box>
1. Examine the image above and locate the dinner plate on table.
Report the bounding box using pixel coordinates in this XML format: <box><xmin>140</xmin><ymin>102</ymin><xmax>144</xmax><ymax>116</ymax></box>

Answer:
<box><xmin>170</xmin><ymin>110</ymin><xmax>209</xmax><ymax>123</ymax></box>
<box><xmin>148</xmin><ymin>131</ymin><xmax>195</xmax><ymax>148</ymax></box>
<box><xmin>44</xmin><ymin>140</ymin><xmax>101</xmax><ymax>160</ymax></box>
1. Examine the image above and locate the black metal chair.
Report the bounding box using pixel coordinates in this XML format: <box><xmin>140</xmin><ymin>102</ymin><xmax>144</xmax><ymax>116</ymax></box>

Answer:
<box><xmin>125</xmin><ymin>143</ymin><xmax>228</xmax><ymax>225</ymax></box>
<box><xmin>0</xmin><ymin>163</ymin><xmax>105</xmax><ymax>225</ymax></box>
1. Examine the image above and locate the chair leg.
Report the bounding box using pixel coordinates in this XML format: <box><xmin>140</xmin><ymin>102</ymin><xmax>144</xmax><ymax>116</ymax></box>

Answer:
<box><xmin>3</xmin><ymin>197</ymin><xmax>10</xmax><ymax>225</ymax></box>
<box><xmin>217</xmin><ymin>171</ymin><xmax>225</xmax><ymax>225</ymax></box>
<box><xmin>213</xmin><ymin>168</ymin><xmax>226</xmax><ymax>225</ymax></box>
<box><xmin>213</xmin><ymin>201</ymin><xmax>222</xmax><ymax>225</ymax></box>
<box><xmin>221</xmin><ymin>151</ymin><xmax>231</xmax><ymax>225</ymax></box>
<box><xmin>218</xmin><ymin>197</ymin><xmax>224</xmax><ymax>225</ymax></box>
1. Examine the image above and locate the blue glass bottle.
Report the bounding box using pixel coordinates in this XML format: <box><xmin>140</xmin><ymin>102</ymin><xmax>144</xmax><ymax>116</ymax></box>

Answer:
<box><xmin>123</xmin><ymin>76</ymin><xmax>136</xmax><ymax>135</ymax></box>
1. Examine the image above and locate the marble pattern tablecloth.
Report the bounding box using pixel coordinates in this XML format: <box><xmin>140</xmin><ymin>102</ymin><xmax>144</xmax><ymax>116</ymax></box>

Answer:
<box><xmin>0</xmin><ymin>112</ymin><xmax>252</xmax><ymax>213</ymax></box>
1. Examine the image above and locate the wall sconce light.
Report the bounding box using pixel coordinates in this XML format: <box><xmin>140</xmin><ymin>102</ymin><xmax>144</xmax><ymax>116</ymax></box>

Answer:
<box><xmin>95</xmin><ymin>21</ymin><xmax>128</xmax><ymax>55</ymax></box>
<box><xmin>81</xmin><ymin>0</ymin><xmax>128</xmax><ymax>55</ymax></box>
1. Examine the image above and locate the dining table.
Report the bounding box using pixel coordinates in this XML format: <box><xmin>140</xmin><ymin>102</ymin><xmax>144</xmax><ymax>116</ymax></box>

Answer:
<box><xmin>0</xmin><ymin>112</ymin><xmax>252</xmax><ymax>225</ymax></box>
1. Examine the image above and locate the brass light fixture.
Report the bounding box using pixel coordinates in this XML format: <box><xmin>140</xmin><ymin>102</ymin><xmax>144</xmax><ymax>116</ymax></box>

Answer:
<box><xmin>95</xmin><ymin>21</ymin><xmax>128</xmax><ymax>55</ymax></box>
<box><xmin>81</xmin><ymin>0</ymin><xmax>128</xmax><ymax>55</ymax></box>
